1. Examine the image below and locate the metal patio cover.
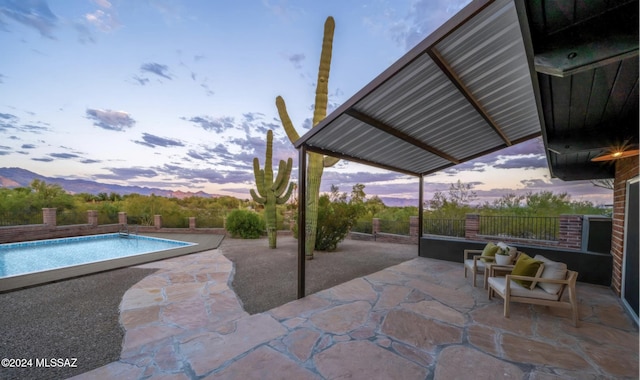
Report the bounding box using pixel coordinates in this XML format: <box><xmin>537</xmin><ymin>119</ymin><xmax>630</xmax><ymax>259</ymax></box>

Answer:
<box><xmin>294</xmin><ymin>0</ymin><xmax>542</xmax><ymax>177</ymax></box>
<box><xmin>293</xmin><ymin>0</ymin><xmax>639</xmax><ymax>180</ymax></box>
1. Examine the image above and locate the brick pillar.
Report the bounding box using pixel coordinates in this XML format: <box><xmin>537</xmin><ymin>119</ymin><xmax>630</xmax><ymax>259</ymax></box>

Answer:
<box><xmin>409</xmin><ymin>216</ymin><xmax>419</xmax><ymax>237</ymax></box>
<box><xmin>465</xmin><ymin>214</ymin><xmax>479</xmax><ymax>239</ymax></box>
<box><xmin>189</xmin><ymin>217</ymin><xmax>196</xmax><ymax>230</ymax></box>
<box><xmin>154</xmin><ymin>215</ymin><xmax>162</xmax><ymax>229</ymax></box>
<box><xmin>42</xmin><ymin>208</ymin><xmax>57</xmax><ymax>226</ymax></box>
<box><xmin>118</xmin><ymin>212</ymin><xmax>127</xmax><ymax>225</ymax></box>
<box><xmin>87</xmin><ymin>210</ymin><xmax>98</xmax><ymax>226</ymax></box>
<box><xmin>558</xmin><ymin>215</ymin><xmax>582</xmax><ymax>250</ymax></box>
<box><xmin>372</xmin><ymin>218</ymin><xmax>380</xmax><ymax>236</ymax></box>
<box><xmin>611</xmin><ymin>156</ymin><xmax>639</xmax><ymax>295</ymax></box>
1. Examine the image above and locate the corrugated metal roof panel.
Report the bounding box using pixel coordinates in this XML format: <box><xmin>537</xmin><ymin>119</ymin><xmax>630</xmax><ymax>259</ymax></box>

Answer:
<box><xmin>436</xmin><ymin>0</ymin><xmax>541</xmax><ymax>142</ymax></box>
<box><xmin>305</xmin><ymin>115</ymin><xmax>451</xmax><ymax>174</ymax></box>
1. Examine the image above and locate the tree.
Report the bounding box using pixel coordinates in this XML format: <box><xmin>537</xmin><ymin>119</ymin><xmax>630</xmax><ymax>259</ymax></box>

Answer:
<box><xmin>447</xmin><ymin>180</ymin><xmax>477</xmax><ymax>206</ymax></box>
<box><xmin>276</xmin><ymin>16</ymin><xmax>338</xmax><ymax>259</ymax></box>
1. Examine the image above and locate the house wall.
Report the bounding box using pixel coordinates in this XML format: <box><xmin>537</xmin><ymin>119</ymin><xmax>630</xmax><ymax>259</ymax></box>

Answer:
<box><xmin>611</xmin><ymin>156</ymin><xmax>639</xmax><ymax>295</ymax></box>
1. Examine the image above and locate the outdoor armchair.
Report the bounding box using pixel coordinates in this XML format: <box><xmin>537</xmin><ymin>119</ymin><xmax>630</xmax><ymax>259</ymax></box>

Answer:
<box><xmin>487</xmin><ymin>254</ymin><xmax>579</xmax><ymax>327</ymax></box>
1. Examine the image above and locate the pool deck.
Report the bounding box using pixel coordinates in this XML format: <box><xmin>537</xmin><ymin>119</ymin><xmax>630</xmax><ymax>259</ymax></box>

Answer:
<box><xmin>73</xmin><ymin>240</ymin><xmax>638</xmax><ymax>379</ymax></box>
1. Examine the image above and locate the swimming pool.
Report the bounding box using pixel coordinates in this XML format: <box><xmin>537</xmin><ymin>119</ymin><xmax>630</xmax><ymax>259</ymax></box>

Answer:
<box><xmin>0</xmin><ymin>234</ymin><xmax>198</xmax><ymax>291</ymax></box>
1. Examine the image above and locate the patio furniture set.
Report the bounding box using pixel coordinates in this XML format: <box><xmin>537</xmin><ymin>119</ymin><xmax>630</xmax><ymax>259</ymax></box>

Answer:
<box><xmin>464</xmin><ymin>242</ymin><xmax>579</xmax><ymax>326</ymax></box>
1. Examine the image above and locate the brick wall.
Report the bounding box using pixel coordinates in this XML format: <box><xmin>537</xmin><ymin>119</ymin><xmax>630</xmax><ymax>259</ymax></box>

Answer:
<box><xmin>611</xmin><ymin>156</ymin><xmax>639</xmax><ymax>295</ymax></box>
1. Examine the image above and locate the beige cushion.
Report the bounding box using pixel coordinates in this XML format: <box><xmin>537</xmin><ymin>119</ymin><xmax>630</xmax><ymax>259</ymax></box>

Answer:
<box><xmin>534</xmin><ymin>255</ymin><xmax>568</xmax><ymax>295</ymax></box>
<box><xmin>488</xmin><ymin>277</ymin><xmax>560</xmax><ymax>301</ymax></box>
<box><xmin>464</xmin><ymin>259</ymin><xmax>486</xmax><ymax>272</ymax></box>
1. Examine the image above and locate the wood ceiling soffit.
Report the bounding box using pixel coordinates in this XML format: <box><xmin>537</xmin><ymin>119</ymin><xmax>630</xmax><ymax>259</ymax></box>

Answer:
<box><xmin>344</xmin><ymin>108</ymin><xmax>461</xmax><ymax>164</ymax></box>
<box><xmin>426</xmin><ymin>47</ymin><xmax>512</xmax><ymax>146</ymax></box>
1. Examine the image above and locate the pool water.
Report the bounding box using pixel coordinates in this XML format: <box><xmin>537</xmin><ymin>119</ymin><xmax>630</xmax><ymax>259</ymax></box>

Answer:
<box><xmin>0</xmin><ymin>234</ymin><xmax>195</xmax><ymax>278</ymax></box>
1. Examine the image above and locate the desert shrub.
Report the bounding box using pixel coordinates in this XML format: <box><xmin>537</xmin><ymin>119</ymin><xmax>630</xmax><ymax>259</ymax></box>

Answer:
<box><xmin>226</xmin><ymin>209</ymin><xmax>265</xmax><ymax>239</ymax></box>
<box><xmin>314</xmin><ymin>185</ymin><xmax>365</xmax><ymax>251</ymax></box>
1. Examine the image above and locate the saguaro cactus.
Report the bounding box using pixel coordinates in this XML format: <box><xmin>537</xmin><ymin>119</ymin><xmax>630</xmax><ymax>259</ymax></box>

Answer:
<box><xmin>250</xmin><ymin>129</ymin><xmax>294</xmax><ymax>248</ymax></box>
<box><xmin>276</xmin><ymin>16</ymin><xmax>339</xmax><ymax>259</ymax></box>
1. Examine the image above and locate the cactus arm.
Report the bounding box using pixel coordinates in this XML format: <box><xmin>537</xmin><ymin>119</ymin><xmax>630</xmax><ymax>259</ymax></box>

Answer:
<box><xmin>249</xmin><ymin>189</ymin><xmax>266</xmax><ymax>204</ymax></box>
<box><xmin>313</xmin><ymin>16</ymin><xmax>334</xmax><ymax>127</ymax></box>
<box><xmin>253</xmin><ymin>158</ymin><xmax>266</xmax><ymax>196</ymax></box>
<box><xmin>273</xmin><ymin>158</ymin><xmax>293</xmax><ymax>196</ymax></box>
<box><xmin>276</xmin><ymin>182</ymin><xmax>295</xmax><ymax>205</ymax></box>
<box><xmin>273</xmin><ymin>160</ymin><xmax>288</xmax><ymax>192</ymax></box>
<box><xmin>276</xmin><ymin>96</ymin><xmax>300</xmax><ymax>144</ymax></box>
<box><xmin>323</xmin><ymin>156</ymin><xmax>340</xmax><ymax>167</ymax></box>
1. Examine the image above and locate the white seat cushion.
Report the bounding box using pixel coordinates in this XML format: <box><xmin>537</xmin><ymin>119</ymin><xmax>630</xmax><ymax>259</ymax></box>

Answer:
<box><xmin>534</xmin><ymin>255</ymin><xmax>568</xmax><ymax>295</ymax></box>
<box><xmin>464</xmin><ymin>259</ymin><xmax>485</xmax><ymax>272</ymax></box>
<box><xmin>488</xmin><ymin>277</ymin><xmax>560</xmax><ymax>301</ymax></box>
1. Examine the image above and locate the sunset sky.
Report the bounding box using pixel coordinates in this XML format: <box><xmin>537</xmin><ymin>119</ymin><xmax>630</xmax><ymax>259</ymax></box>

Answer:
<box><xmin>0</xmin><ymin>0</ymin><xmax>613</xmax><ymax>206</ymax></box>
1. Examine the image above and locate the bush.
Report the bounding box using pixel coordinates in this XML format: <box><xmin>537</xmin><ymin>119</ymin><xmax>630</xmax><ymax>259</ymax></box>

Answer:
<box><xmin>226</xmin><ymin>209</ymin><xmax>265</xmax><ymax>239</ymax></box>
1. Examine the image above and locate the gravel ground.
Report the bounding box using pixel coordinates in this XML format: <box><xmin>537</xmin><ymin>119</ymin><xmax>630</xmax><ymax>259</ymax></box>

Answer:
<box><xmin>0</xmin><ymin>235</ymin><xmax>418</xmax><ymax>379</ymax></box>
<box><xmin>221</xmin><ymin>236</ymin><xmax>418</xmax><ymax>314</ymax></box>
<box><xmin>0</xmin><ymin>267</ymin><xmax>156</xmax><ymax>380</ymax></box>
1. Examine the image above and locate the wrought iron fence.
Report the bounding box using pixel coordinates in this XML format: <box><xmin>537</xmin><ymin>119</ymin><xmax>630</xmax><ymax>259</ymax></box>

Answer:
<box><xmin>57</xmin><ymin>210</ymin><xmax>88</xmax><ymax>226</ymax></box>
<box><xmin>98</xmin><ymin>210</ymin><xmax>119</xmax><ymax>225</ymax></box>
<box><xmin>0</xmin><ymin>210</ymin><xmax>42</xmax><ymax>226</ymax></box>
<box><xmin>423</xmin><ymin>218</ymin><xmax>465</xmax><ymax>237</ymax></box>
<box><xmin>196</xmin><ymin>214</ymin><xmax>225</xmax><ymax>228</ymax></box>
<box><xmin>379</xmin><ymin>219</ymin><xmax>409</xmax><ymax>236</ymax></box>
<box><xmin>479</xmin><ymin>215</ymin><xmax>559</xmax><ymax>241</ymax></box>
<box><xmin>351</xmin><ymin>220</ymin><xmax>372</xmax><ymax>234</ymax></box>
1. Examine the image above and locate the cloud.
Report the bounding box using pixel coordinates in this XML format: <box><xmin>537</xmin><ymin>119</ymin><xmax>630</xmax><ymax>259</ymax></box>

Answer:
<box><xmin>86</xmin><ymin>108</ymin><xmax>135</xmax><ymax>131</ymax></box>
<box><xmin>50</xmin><ymin>152</ymin><xmax>79</xmax><ymax>159</ymax></box>
<box><xmin>81</xmin><ymin>158</ymin><xmax>101</xmax><ymax>164</ymax></box>
<box><xmin>96</xmin><ymin>167</ymin><xmax>158</xmax><ymax>180</ymax></box>
<box><xmin>156</xmin><ymin>164</ymin><xmax>254</xmax><ymax>185</ymax></box>
<box><xmin>74</xmin><ymin>22</ymin><xmax>95</xmax><ymax>44</ymax></box>
<box><xmin>21</xmin><ymin>143</ymin><xmax>36</xmax><ymax>149</ymax></box>
<box><xmin>32</xmin><ymin>157</ymin><xmax>53</xmax><ymax>162</ymax></box>
<box><xmin>133</xmin><ymin>133</ymin><xmax>184</xmax><ymax>148</ymax></box>
<box><xmin>131</xmin><ymin>75</ymin><xmax>150</xmax><ymax>86</ymax></box>
<box><xmin>183</xmin><ymin>116</ymin><xmax>234</xmax><ymax>133</ymax></box>
<box><xmin>0</xmin><ymin>113</ymin><xmax>50</xmax><ymax>134</ymax></box>
<box><xmin>0</xmin><ymin>112</ymin><xmax>17</xmax><ymax>121</ymax></box>
<box><xmin>262</xmin><ymin>0</ymin><xmax>302</xmax><ymax>21</ymax></box>
<box><xmin>390</xmin><ymin>0</ymin><xmax>471</xmax><ymax>50</ymax></box>
<box><xmin>20</xmin><ymin>124</ymin><xmax>49</xmax><ymax>133</ymax></box>
<box><xmin>84</xmin><ymin>0</ymin><xmax>121</xmax><ymax>32</ymax></box>
<box><xmin>0</xmin><ymin>0</ymin><xmax>58</xmax><ymax>38</ymax></box>
<box><xmin>286</xmin><ymin>53</ymin><xmax>305</xmax><ymax>69</ymax></box>
<box><xmin>493</xmin><ymin>155</ymin><xmax>546</xmax><ymax>170</ymax></box>
<box><xmin>140</xmin><ymin>62</ymin><xmax>172</xmax><ymax>80</ymax></box>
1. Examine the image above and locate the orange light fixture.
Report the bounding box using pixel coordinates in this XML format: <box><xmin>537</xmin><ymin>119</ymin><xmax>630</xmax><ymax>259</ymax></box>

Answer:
<box><xmin>591</xmin><ymin>149</ymin><xmax>640</xmax><ymax>162</ymax></box>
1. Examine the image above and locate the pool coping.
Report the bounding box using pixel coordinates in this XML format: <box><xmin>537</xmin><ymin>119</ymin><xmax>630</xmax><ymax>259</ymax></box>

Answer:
<box><xmin>0</xmin><ymin>233</ymin><xmax>224</xmax><ymax>292</ymax></box>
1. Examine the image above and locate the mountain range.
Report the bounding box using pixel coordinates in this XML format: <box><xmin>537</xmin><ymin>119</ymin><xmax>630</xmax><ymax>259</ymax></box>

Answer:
<box><xmin>0</xmin><ymin>167</ymin><xmax>218</xmax><ymax>199</ymax></box>
<box><xmin>0</xmin><ymin>167</ymin><xmax>418</xmax><ymax>206</ymax></box>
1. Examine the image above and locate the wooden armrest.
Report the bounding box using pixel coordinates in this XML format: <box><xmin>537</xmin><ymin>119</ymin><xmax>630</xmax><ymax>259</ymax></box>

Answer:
<box><xmin>464</xmin><ymin>249</ymin><xmax>483</xmax><ymax>260</ymax></box>
<box><xmin>473</xmin><ymin>255</ymin><xmax>495</xmax><ymax>264</ymax></box>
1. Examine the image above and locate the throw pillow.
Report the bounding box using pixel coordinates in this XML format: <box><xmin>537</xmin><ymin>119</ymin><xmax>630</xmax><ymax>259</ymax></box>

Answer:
<box><xmin>511</xmin><ymin>253</ymin><xmax>544</xmax><ymax>289</ymax></box>
<box><xmin>534</xmin><ymin>255</ymin><xmax>568</xmax><ymax>295</ymax></box>
<box><xmin>480</xmin><ymin>242</ymin><xmax>499</xmax><ymax>262</ymax></box>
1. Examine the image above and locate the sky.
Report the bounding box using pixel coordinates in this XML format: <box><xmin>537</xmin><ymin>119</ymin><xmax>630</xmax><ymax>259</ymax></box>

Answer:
<box><xmin>0</xmin><ymin>0</ymin><xmax>613</xmax><ymax>206</ymax></box>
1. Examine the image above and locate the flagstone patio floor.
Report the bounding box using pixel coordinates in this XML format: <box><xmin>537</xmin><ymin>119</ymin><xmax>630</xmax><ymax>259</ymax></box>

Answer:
<box><xmin>73</xmin><ymin>243</ymin><xmax>638</xmax><ymax>379</ymax></box>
